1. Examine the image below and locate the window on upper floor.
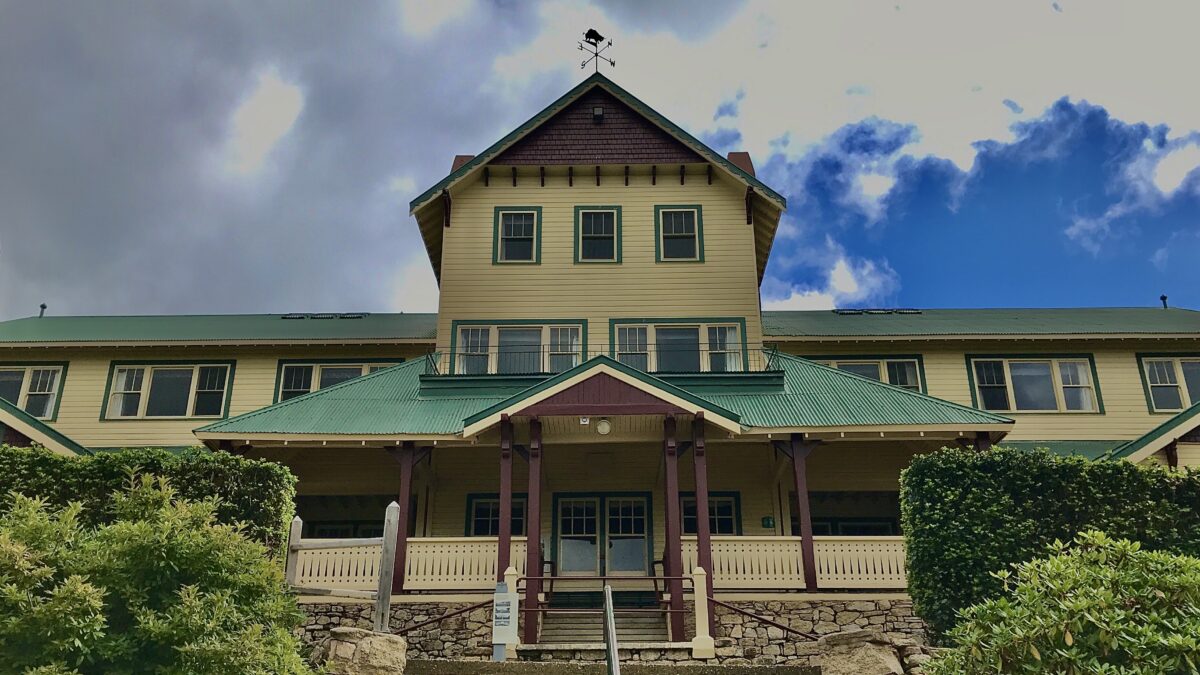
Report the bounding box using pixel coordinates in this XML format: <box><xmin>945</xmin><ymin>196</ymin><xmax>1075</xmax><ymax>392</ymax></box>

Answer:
<box><xmin>681</xmin><ymin>494</ymin><xmax>740</xmax><ymax>535</ymax></box>
<box><xmin>811</xmin><ymin>358</ymin><xmax>922</xmax><ymax>391</ymax></box>
<box><xmin>655</xmin><ymin>206</ymin><xmax>703</xmax><ymax>261</ymax></box>
<box><xmin>454</xmin><ymin>323</ymin><xmax>583</xmax><ymax>375</ymax></box>
<box><xmin>0</xmin><ymin>364</ymin><xmax>65</xmax><ymax>420</ymax></box>
<box><xmin>494</xmin><ymin>208</ymin><xmax>540</xmax><ymax>263</ymax></box>
<box><xmin>970</xmin><ymin>357</ymin><xmax>1098</xmax><ymax>413</ymax></box>
<box><xmin>277</xmin><ymin>362</ymin><xmax>400</xmax><ymax>401</ymax></box>
<box><xmin>576</xmin><ymin>207</ymin><xmax>620</xmax><ymax>262</ymax></box>
<box><xmin>105</xmin><ymin>362</ymin><xmax>232</xmax><ymax>419</ymax></box>
<box><xmin>613</xmin><ymin>321</ymin><xmax>742</xmax><ymax>374</ymax></box>
<box><xmin>1141</xmin><ymin>356</ymin><xmax>1200</xmax><ymax>412</ymax></box>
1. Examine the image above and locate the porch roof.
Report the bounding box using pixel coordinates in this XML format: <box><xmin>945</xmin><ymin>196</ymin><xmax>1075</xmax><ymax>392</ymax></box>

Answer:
<box><xmin>1109</xmin><ymin>400</ymin><xmax>1200</xmax><ymax>462</ymax></box>
<box><xmin>195</xmin><ymin>351</ymin><xmax>1011</xmax><ymax>443</ymax></box>
<box><xmin>0</xmin><ymin>397</ymin><xmax>88</xmax><ymax>456</ymax></box>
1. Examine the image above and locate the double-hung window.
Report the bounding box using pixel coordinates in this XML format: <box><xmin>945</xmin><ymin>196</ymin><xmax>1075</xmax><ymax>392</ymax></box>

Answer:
<box><xmin>681</xmin><ymin>494</ymin><xmax>740</xmax><ymax>535</ymax></box>
<box><xmin>970</xmin><ymin>357</ymin><xmax>1098</xmax><ymax>412</ymax></box>
<box><xmin>575</xmin><ymin>207</ymin><xmax>620</xmax><ymax>262</ymax></box>
<box><xmin>0</xmin><ymin>365</ymin><xmax>65</xmax><ymax>419</ymax></box>
<box><xmin>655</xmin><ymin>206</ymin><xmax>702</xmax><ymax>261</ymax></box>
<box><xmin>467</xmin><ymin>496</ymin><xmax>527</xmax><ymax>537</ymax></box>
<box><xmin>454</xmin><ymin>324</ymin><xmax>583</xmax><ymax>375</ymax></box>
<box><xmin>1141</xmin><ymin>356</ymin><xmax>1200</xmax><ymax>412</ymax></box>
<box><xmin>612</xmin><ymin>321</ymin><xmax>742</xmax><ymax>373</ymax></box>
<box><xmin>813</xmin><ymin>358</ymin><xmax>922</xmax><ymax>391</ymax></box>
<box><xmin>105</xmin><ymin>362</ymin><xmax>233</xmax><ymax>419</ymax></box>
<box><xmin>494</xmin><ymin>208</ymin><xmax>540</xmax><ymax>263</ymax></box>
<box><xmin>277</xmin><ymin>362</ymin><xmax>400</xmax><ymax>401</ymax></box>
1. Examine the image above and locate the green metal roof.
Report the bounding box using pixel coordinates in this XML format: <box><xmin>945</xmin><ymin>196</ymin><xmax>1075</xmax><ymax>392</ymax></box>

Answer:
<box><xmin>0</xmin><ymin>397</ymin><xmax>89</xmax><ymax>455</ymax></box>
<box><xmin>0</xmin><ymin>313</ymin><xmax>437</xmax><ymax>344</ymax></box>
<box><xmin>998</xmin><ymin>440</ymin><xmax>1127</xmax><ymax>460</ymax></box>
<box><xmin>705</xmin><ymin>353</ymin><xmax>1013</xmax><ymax>429</ymax></box>
<box><xmin>762</xmin><ymin>307</ymin><xmax>1200</xmax><ymax>337</ymax></box>
<box><xmin>1109</xmin><ymin>400</ymin><xmax>1200</xmax><ymax>460</ymax></box>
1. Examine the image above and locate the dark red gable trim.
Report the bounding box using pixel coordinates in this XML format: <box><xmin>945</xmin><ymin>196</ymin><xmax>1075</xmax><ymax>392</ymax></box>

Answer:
<box><xmin>517</xmin><ymin>372</ymin><xmax>688</xmax><ymax>417</ymax></box>
<box><xmin>2</xmin><ymin>424</ymin><xmax>32</xmax><ymax>447</ymax></box>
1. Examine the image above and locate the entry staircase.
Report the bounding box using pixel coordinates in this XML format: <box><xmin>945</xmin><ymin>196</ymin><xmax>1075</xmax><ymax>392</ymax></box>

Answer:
<box><xmin>538</xmin><ymin>591</ymin><xmax>667</xmax><ymax>643</ymax></box>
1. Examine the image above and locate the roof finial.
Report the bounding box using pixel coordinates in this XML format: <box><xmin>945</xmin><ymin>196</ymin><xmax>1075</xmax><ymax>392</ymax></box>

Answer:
<box><xmin>578</xmin><ymin>29</ymin><xmax>614</xmax><ymax>74</ymax></box>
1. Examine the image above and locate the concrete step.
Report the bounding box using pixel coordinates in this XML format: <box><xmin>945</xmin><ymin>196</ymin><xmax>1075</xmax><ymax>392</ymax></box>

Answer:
<box><xmin>409</xmin><ymin>659</ymin><xmax>819</xmax><ymax>674</ymax></box>
<box><xmin>539</xmin><ymin>611</ymin><xmax>667</xmax><ymax>644</ymax></box>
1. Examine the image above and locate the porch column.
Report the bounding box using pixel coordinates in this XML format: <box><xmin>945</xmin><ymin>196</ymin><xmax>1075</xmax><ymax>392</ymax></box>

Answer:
<box><xmin>389</xmin><ymin>441</ymin><xmax>416</xmax><ymax>594</ymax></box>
<box><xmin>1166</xmin><ymin>441</ymin><xmax>1179</xmax><ymax>469</ymax></box>
<box><xmin>691</xmin><ymin>413</ymin><xmax>715</xmax><ymax>635</ymax></box>
<box><xmin>973</xmin><ymin>432</ymin><xmax>992</xmax><ymax>451</ymax></box>
<box><xmin>523</xmin><ymin>417</ymin><xmax>543</xmax><ymax>644</ymax></box>
<box><xmin>498</xmin><ymin>415</ymin><xmax>514</xmax><ymax>581</ymax></box>
<box><xmin>790</xmin><ymin>434</ymin><xmax>819</xmax><ymax>592</ymax></box>
<box><xmin>663</xmin><ymin>415</ymin><xmax>686</xmax><ymax>640</ymax></box>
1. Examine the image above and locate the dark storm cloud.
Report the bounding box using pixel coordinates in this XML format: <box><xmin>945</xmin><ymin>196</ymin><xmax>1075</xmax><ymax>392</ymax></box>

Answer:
<box><xmin>0</xmin><ymin>1</ymin><xmax>546</xmax><ymax>318</ymax></box>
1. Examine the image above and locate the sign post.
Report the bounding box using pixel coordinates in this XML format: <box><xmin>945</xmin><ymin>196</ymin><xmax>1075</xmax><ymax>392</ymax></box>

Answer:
<box><xmin>491</xmin><ymin>575</ymin><xmax>519</xmax><ymax>662</ymax></box>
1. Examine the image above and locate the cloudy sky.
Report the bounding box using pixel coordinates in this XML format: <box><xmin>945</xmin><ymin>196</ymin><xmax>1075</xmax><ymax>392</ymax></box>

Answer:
<box><xmin>2</xmin><ymin>0</ymin><xmax>1199</xmax><ymax>320</ymax></box>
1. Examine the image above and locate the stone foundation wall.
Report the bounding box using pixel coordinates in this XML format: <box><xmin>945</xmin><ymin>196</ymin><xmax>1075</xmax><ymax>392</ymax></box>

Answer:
<box><xmin>299</xmin><ymin>601</ymin><xmax>517</xmax><ymax>661</ymax></box>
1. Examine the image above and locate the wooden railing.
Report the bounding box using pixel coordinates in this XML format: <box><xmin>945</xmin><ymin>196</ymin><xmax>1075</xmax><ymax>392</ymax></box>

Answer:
<box><xmin>682</xmin><ymin>535</ymin><xmax>907</xmax><ymax>590</ymax></box>
<box><xmin>293</xmin><ymin>536</ymin><xmax>528</xmax><ymax>592</ymax></box>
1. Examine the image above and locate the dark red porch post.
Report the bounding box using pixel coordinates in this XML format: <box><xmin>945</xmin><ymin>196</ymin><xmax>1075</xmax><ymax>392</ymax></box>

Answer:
<box><xmin>1166</xmin><ymin>440</ymin><xmax>1179</xmax><ymax>469</ymax></box>
<box><xmin>389</xmin><ymin>441</ymin><xmax>415</xmax><ymax>594</ymax></box>
<box><xmin>523</xmin><ymin>417</ymin><xmax>543</xmax><ymax>643</ymax></box>
<box><xmin>691</xmin><ymin>413</ymin><xmax>716</xmax><ymax>635</ymax></box>
<box><xmin>663</xmin><ymin>415</ymin><xmax>686</xmax><ymax>640</ymax></box>
<box><xmin>498</xmin><ymin>415</ymin><xmax>514</xmax><ymax>581</ymax></box>
<box><xmin>790</xmin><ymin>434</ymin><xmax>818</xmax><ymax>592</ymax></box>
<box><xmin>973</xmin><ymin>431</ymin><xmax>992</xmax><ymax>451</ymax></box>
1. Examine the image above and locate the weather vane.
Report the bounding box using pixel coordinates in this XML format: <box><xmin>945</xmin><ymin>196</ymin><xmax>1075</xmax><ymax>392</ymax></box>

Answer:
<box><xmin>578</xmin><ymin>29</ymin><xmax>614</xmax><ymax>73</ymax></box>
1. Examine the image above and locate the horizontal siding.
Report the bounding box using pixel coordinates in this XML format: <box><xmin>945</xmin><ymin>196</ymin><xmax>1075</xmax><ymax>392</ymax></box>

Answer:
<box><xmin>436</xmin><ymin>173</ymin><xmax>765</xmax><ymax>354</ymax></box>
<box><xmin>784</xmin><ymin>339</ymin><xmax>1200</xmax><ymax>442</ymax></box>
<box><xmin>2</xmin><ymin>345</ymin><xmax>429</xmax><ymax>449</ymax></box>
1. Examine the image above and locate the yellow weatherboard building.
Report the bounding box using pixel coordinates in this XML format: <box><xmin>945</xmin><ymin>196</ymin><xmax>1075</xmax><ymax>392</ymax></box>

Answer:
<box><xmin>2</xmin><ymin>73</ymin><xmax>1199</xmax><ymax>660</ymax></box>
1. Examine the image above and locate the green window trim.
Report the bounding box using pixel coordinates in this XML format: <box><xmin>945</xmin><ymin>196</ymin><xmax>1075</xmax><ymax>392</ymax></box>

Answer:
<box><xmin>448</xmin><ymin>318</ymin><xmax>589</xmax><ymax>375</ymax></box>
<box><xmin>272</xmin><ymin>358</ymin><xmax>406</xmax><ymax>403</ymax></box>
<box><xmin>1135</xmin><ymin>352</ymin><xmax>1200</xmax><ymax>414</ymax></box>
<box><xmin>492</xmin><ymin>206</ymin><xmax>543</xmax><ymax>265</ymax></box>
<box><xmin>680</xmin><ymin>491</ymin><xmax>743</xmax><ymax>536</ymax></box>
<box><xmin>464</xmin><ymin>492</ymin><xmax>530</xmax><ymax>537</ymax></box>
<box><xmin>549</xmin><ymin>491</ymin><xmax>655</xmax><ymax>574</ymax></box>
<box><xmin>573</xmin><ymin>205</ymin><xmax>623</xmax><ymax>263</ymax></box>
<box><xmin>801</xmin><ymin>354</ymin><xmax>928</xmax><ymax>394</ymax></box>
<box><xmin>653</xmin><ymin>204</ymin><xmax>704</xmax><ymax>262</ymax></box>
<box><xmin>99</xmin><ymin>359</ymin><xmax>237</xmax><ymax>421</ymax></box>
<box><xmin>0</xmin><ymin>361</ymin><xmax>70</xmax><ymax>422</ymax></box>
<box><xmin>964</xmin><ymin>353</ymin><xmax>1105</xmax><ymax>414</ymax></box>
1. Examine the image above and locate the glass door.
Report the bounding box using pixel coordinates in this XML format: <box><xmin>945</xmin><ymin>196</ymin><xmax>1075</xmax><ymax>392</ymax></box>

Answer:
<box><xmin>558</xmin><ymin>498</ymin><xmax>600</xmax><ymax>575</ymax></box>
<box><xmin>605</xmin><ymin>497</ymin><xmax>648</xmax><ymax>575</ymax></box>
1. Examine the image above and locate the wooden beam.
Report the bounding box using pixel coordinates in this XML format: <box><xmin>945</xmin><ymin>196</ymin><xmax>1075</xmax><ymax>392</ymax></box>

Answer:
<box><xmin>973</xmin><ymin>432</ymin><xmax>992</xmax><ymax>452</ymax></box>
<box><xmin>568</xmin><ymin>166</ymin><xmax>573</xmax><ymax>187</ymax></box>
<box><xmin>691</xmin><ymin>413</ymin><xmax>715</xmax><ymax>635</ymax></box>
<box><xmin>498</xmin><ymin>415</ymin><xmax>514</xmax><ymax>581</ymax></box>
<box><xmin>595</xmin><ymin>165</ymin><xmax>600</xmax><ymax>186</ymax></box>
<box><xmin>663</xmin><ymin>415</ymin><xmax>685</xmax><ymax>640</ymax></box>
<box><xmin>511</xmin><ymin>166</ymin><xmax>517</xmax><ymax>187</ymax></box>
<box><xmin>790</xmin><ymin>434</ymin><xmax>818</xmax><ymax>591</ymax></box>
<box><xmin>624</xmin><ymin>165</ymin><xmax>629</xmax><ymax>186</ymax></box>
<box><xmin>679</xmin><ymin>164</ymin><xmax>685</xmax><ymax>185</ymax></box>
<box><xmin>387</xmin><ymin>442</ymin><xmax>415</xmax><ymax>593</ymax></box>
<box><xmin>1166</xmin><ymin>440</ymin><xmax>1179</xmax><ymax>469</ymax></box>
<box><xmin>483</xmin><ymin>166</ymin><xmax>489</xmax><ymax>187</ymax></box>
<box><xmin>745</xmin><ymin>186</ymin><xmax>754</xmax><ymax>225</ymax></box>
<box><xmin>540</xmin><ymin>166</ymin><xmax>545</xmax><ymax>187</ymax></box>
<box><xmin>707</xmin><ymin>164</ymin><xmax>713</xmax><ymax>185</ymax></box>
<box><xmin>523</xmin><ymin>417</ymin><xmax>543</xmax><ymax>644</ymax></box>
<box><xmin>441</xmin><ymin>189</ymin><xmax>451</xmax><ymax>228</ymax></box>
<box><xmin>651</xmin><ymin>165</ymin><xmax>657</xmax><ymax>185</ymax></box>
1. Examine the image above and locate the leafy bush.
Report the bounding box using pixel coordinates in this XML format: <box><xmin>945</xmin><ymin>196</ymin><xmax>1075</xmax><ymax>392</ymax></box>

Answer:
<box><xmin>927</xmin><ymin>531</ymin><xmax>1200</xmax><ymax>674</ymax></box>
<box><xmin>0</xmin><ymin>476</ymin><xmax>312</xmax><ymax>674</ymax></box>
<box><xmin>0</xmin><ymin>445</ymin><xmax>295</xmax><ymax>554</ymax></box>
<box><xmin>901</xmin><ymin>446</ymin><xmax>1200</xmax><ymax>639</ymax></box>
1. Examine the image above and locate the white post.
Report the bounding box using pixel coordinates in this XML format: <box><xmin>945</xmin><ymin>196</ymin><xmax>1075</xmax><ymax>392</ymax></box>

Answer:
<box><xmin>690</xmin><ymin>567</ymin><xmax>715</xmax><ymax>658</ymax></box>
<box><xmin>504</xmin><ymin>565</ymin><xmax>520</xmax><ymax>659</ymax></box>
<box><xmin>285</xmin><ymin>516</ymin><xmax>303</xmax><ymax>587</ymax></box>
<box><xmin>374</xmin><ymin>502</ymin><xmax>401</xmax><ymax>633</ymax></box>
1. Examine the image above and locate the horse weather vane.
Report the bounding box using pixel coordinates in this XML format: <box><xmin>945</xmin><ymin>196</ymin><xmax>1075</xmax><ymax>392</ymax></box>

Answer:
<box><xmin>579</xmin><ymin>29</ymin><xmax>614</xmax><ymax>73</ymax></box>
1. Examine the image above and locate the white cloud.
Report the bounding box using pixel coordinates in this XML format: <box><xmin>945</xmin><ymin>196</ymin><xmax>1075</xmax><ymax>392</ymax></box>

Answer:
<box><xmin>224</xmin><ymin>67</ymin><xmax>303</xmax><ymax>176</ymax></box>
<box><xmin>387</xmin><ymin>175</ymin><xmax>417</xmax><ymax>196</ymax></box>
<box><xmin>1152</xmin><ymin>143</ymin><xmax>1200</xmax><ymax>196</ymax></box>
<box><xmin>397</xmin><ymin>0</ymin><xmax>475</xmax><ymax>38</ymax></box>
<box><xmin>764</xmin><ymin>254</ymin><xmax>898</xmax><ymax>311</ymax></box>
<box><xmin>389</xmin><ymin>254</ymin><xmax>440</xmax><ymax>312</ymax></box>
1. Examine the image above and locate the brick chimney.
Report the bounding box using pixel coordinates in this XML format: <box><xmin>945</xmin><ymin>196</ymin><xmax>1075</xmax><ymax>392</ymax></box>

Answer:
<box><xmin>451</xmin><ymin>154</ymin><xmax>475</xmax><ymax>172</ymax></box>
<box><xmin>726</xmin><ymin>151</ymin><xmax>755</xmax><ymax>177</ymax></box>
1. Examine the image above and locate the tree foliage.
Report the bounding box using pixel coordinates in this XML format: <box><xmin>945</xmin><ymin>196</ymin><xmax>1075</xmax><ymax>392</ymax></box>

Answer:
<box><xmin>0</xmin><ymin>477</ymin><xmax>311</xmax><ymax>674</ymax></box>
<box><xmin>927</xmin><ymin>531</ymin><xmax>1200</xmax><ymax>674</ymax></box>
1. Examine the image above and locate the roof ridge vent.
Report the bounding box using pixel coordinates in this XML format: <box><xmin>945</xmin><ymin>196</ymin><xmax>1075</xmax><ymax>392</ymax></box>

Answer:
<box><xmin>309</xmin><ymin>313</ymin><xmax>337</xmax><ymax>320</ymax></box>
<box><xmin>338</xmin><ymin>313</ymin><xmax>368</xmax><ymax>319</ymax></box>
<box><xmin>281</xmin><ymin>313</ymin><xmax>307</xmax><ymax>320</ymax></box>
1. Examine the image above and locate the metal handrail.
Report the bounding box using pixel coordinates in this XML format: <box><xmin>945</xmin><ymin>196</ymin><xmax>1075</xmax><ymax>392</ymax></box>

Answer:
<box><xmin>602</xmin><ymin>585</ymin><xmax>621</xmax><ymax>674</ymax></box>
<box><xmin>708</xmin><ymin>596</ymin><xmax>818</xmax><ymax>641</ymax></box>
<box><xmin>395</xmin><ymin>599</ymin><xmax>492</xmax><ymax>636</ymax></box>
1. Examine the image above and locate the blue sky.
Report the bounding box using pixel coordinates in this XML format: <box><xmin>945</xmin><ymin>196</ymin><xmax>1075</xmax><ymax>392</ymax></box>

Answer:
<box><xmin>1</xmin><ymin>1</ymin><xmax>1198</xmax><ymax>317</ymax></box>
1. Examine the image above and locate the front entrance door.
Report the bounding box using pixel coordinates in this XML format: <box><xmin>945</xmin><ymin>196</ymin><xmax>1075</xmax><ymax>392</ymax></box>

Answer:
<box><xmin>556</xmin><ymin>494</ymin><xmax>650</xmax><ymax>576</ymax></box>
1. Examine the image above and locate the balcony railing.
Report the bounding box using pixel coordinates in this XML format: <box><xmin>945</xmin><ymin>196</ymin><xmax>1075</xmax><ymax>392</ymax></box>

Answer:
<box><xmin>424</xmin><ymin>345</ymin><xmax>781</xmax><ymax>377</ymax></box>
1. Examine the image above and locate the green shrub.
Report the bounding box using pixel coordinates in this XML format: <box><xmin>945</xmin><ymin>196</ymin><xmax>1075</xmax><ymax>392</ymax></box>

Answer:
<box><xmin>0</xmin><ymin>445</ymin><xmax>295</xmax><ymax>554</ymax></box>
<box><xmin>927</xmin><ymin>531</ymin><xmax>1200</xmax><ymax>674</ymax></box>
<box><xmin>900</xmin><ymin>446</ymin><xmax>1200</xmax><ymax>640</ymax></box>
<box><xmin>0</xmin><ymin>476</ymin><xmax>312</xmax><ymax>674</ymax></box>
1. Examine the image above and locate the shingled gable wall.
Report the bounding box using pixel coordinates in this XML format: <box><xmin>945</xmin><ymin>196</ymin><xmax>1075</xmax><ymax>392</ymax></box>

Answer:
<box><xmin>489</xmin><ymin>87</ymin><xmax>704</xmax><ymax>166</ymax></box>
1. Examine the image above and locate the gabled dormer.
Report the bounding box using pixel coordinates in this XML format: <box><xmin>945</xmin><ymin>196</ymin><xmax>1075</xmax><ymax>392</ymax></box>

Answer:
<box><xmin>410</xmin><ymin>74</ymin><xmax>786</xmax><ymax>378</ymax></box>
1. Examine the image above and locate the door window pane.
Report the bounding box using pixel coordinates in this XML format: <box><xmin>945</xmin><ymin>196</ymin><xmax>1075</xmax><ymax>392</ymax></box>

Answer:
<box><xmin>606</xmin><ymin>498</ymin><xmax>647</xmax><ymax>573</ymax></box>
<box><xmin>974</xmin><ymin>360</ymin><xmax>1010</xmax><ymax>411</ymax></box>
<box><xmin>707</xmin><ymin>326</ymin><xmax>741</xmax><ymax>372</ymax></box>
<box><xmin>580</xmin><ymin>211</ymin><xmax>616</xmax><ymax>261</ymax></box>
<box><xmin>0</xmin><ymin>370</ymin><xmax>23</xmax><ymax>406</ymax></box>
<box><xmin>459</xmin><ymin>328</ymin><xmax>490</xmax><ymax>375</ymax></box>
<box><xmin>549</xmin><ymin>327</ymin><xmax>581</xmax><ymax>373</ymax></box>
<box><xmin>660</xmin><ymin>210</ymin><xmax>698</xmax><ymax>260</ymax></box>
<box><xmin>145</xmin><ymin>368</ymin><xmax>193</xmax><ymax>417</ymax></box>
<box><xmin>617</xmin><ymin>327</ymin><xmax>649</xmax><ymax>371</ymax></box>
<box><xmin>193</xmin><ymin>366</ymin><xmax>228</xmax><ymax>416</ymax></box>
<box><xmin>559</xmin><ymin>500</ymin><xmax>598</xmax><ymax>574</ymax></box>
<box><xmin>500</xmin><ymin>212</ymin><xmax>536</xmax><ymax>262</ymax></box>
<box><xmin>839</xmin><ymin>362</ymin><xmax>882</xmax><ymax>380</ymax></box>
<box><xmin>498</xmin><ymin>328</ymin><xmax>542</xmax><ymax>374</ymax></box>
<box><xmin>656</xmin><ymin>327</ymin><xmax>700</xmax><ymax>372</ymax></box>
<box><xmin>319</xmin><ymin>366</ymin><xmax>363</xmax><ymax>389</ymax></box>
<box><xmin>1010</xmin><ymin>362</ymin><xmax>1057</xmax><ymax>410</ymax></box>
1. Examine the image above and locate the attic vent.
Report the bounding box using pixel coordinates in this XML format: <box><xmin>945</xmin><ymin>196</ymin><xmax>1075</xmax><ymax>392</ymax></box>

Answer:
<box><xmin>338</xmin><ymin>313</ymin><xmax>368</xmax><ymax>320</ymax></box>
<box><xmin>895</xmin><ymin>309</ymin><xmax>923</xmax><ymax>315</ymax></box>
<box><xmin>864</xmin><ymin>309</ymin><xmax>891</xmax><ymax>315</ymax></box>
<box><xmin>833</xmin><ymin>309</ymin><xmax>864</xmax><ymax>315</ymax></box>
<box><xmin>281</xmin><ymin>313</ymin><xmax>307</xmax><ymax>320</ymax></box>
<box><xmin>592</xmin><ymin>106</ymin><xmax>604</xmax><ymax>123</ymax></box>
<box><xmin>310</xmin><ymin>313</ymin><xmax>337</xmax><ymax>320</ymax></box>
<box><xmin>831</xmin><ymin>308</ymin><xmax>925</xmax><ymax>316</ymax></box>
